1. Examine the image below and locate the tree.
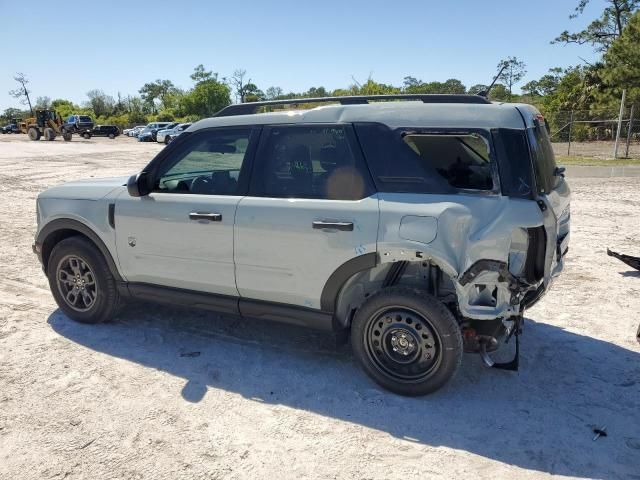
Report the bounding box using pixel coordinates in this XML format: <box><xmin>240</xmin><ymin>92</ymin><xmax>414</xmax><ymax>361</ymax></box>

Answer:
<box><xmin>190</xmin><ymin>64</ymin><xmax>217</xmax><ymax>84</ymax></box>
<box><xmin>265</xmin><ymin>86</ymin><xmax>283</xmax><ymax>100</ymax></box>
<box><xmin>139</xmin><ymin>79</ymin><xmax>177</xmax><ymax>113</ymax></box>
<box><xmin>180</xmin><ymin>79</ymin><xmax>231</xmax><ymax>117</ymax></box>
<box><xmin>601</xmin><ymin>10</ymin><xmax>640</xmax><ymax>103</ymax></box>
<box><xmin>9</xmin><ymin>73</ymin><xmax>33</xmax><ymax>114</ymax></box>
<box><xmin>35</xmin><ymin>96</ymin><xmax>51</xmax><ymax>109</ymax></box>
<box><xmin>496</xmin><ymin>57</ymin><xmax>527</xmax><ymax>100</ymax></box>
<box><xmin>553</xmin><ymin>0</ymin><xmax>639</xmax><ymax>52</ymax></box>
<box><xmin>243</xmin><ymin>83</ymin><xmax>265</xmax><ymax>102</ymax></box>
<box><xmin>468</xmin><ymin>84</ymin><xmax>489</xmax><ymax>95</ymax></box>
<box><xmin>229</xmin><ymin>69</ymin><xmax>251</xmax><ymax>102</ymax></box>
<box><xmin>1</xmin><ymin>107</ymin><xmax>24</xmax><ymax>122</ymax></box>
<box><xmin>86</xmin><ymin>89</ymin><xmax>115</xmax><ymax>117</ymax></box>
<box><xmin>521</xmin><ymin>68</ymin><xmax>563</xmax><ymax>97</ymax></box>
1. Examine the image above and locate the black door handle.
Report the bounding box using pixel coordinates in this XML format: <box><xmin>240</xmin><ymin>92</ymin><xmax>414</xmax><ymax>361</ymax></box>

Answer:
<box><xmin>312</xmin><ymin>221</ymin><xmax>354</xmax><ymax>231</ymax></box>
<box><xmin>189</xmin><ymin>212</ymin><xmax>222</xmax><ymax>222</ymax></box>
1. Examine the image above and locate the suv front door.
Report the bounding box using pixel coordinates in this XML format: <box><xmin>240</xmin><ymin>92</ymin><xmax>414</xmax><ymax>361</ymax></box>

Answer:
<box><xmin>234</xmin><ymin>124</ymin><xmax>379</xmax><ymax>311</ymax></box>
<box><xmin>115</xmin><ymin>127</ymin><xmax>259</xmax><ymax>296</ymax></box>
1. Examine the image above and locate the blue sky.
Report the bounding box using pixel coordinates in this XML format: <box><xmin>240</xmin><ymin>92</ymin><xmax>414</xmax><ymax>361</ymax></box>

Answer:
<box><xmin>0</xmin><ymin>0</ymin><xmax>606</xmax><ymax>110</ymax></box>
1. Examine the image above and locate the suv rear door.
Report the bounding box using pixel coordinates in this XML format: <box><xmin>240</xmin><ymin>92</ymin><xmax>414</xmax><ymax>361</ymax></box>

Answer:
<box><xmin>234</xmin><ymin>124</ymin><xmax>379</xmax><ymax>312</ymax></box>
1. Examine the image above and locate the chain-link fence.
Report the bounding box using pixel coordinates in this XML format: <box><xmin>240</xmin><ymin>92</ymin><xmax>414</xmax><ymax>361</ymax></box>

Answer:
<box><xmin>546</xmin><ymin>105</ymin><xmax>640</xmax><ymax>159</ymax></box>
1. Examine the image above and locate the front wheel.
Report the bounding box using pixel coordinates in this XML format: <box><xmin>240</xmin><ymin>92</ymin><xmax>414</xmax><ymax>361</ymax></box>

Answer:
<box><xmin>28</xmin><ymin>127</ymin><xmax>41</xmax><ymax>141</ymax></box>
<box><xmin>82</xmin><ymin>132</ymin><xmax>91</xmax><ymax>139</ymax></box>
<box><xmin>47</xmin><ymin>236</ymin><xmax>121</xmax><ymax>324</ymax></box>
<box><xmin>351</xmin><ymin>287</ymin><xmax>462</xmax><ymax>396</ymax></box>
<box><xmin>108</xmin><ymin>133</ymin><xmax>115</xmax><ymax>139</ymax></box>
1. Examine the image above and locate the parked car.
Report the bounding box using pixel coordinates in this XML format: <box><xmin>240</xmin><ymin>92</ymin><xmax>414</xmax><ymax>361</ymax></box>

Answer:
<box><xmin>64</xmin><ymin>115</ymin><xmax>94</xmax><ymax>138</ymax></box>
<box><xmin>137</xmin><ymin>122</ymin><xmax>174</xmax><ymax>142</ymax></box>
<box><xmin>156</xmin><ymin>123</ymin><xmax>192</xmax><ymax>144</ymax></box>
<box><xmin>32</xmin><ymin>94</ymin><xmax>570</xmax><ymax>396</ymax></box>
<box><xmin>91</xmin><ymin>125</ymin><xmax>120</xmax><ymax>139</ymax></box>
<box><xmin>125</xmin><ymin>126</ymin><xmax>145</xmax><ymax>137</ymax></box>
<box><xmin>1</xmin><ymin>123</ymin><xmax>17</xmax><ymax>134</ymax></box>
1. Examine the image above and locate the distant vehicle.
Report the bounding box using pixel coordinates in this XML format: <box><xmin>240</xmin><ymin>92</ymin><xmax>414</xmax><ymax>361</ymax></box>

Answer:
<box><xmin>22</xmin><ymin>110</ymin><xmax>75</xmax><ymax>141</ymax></box>
<box><xmin>156</xmin><ymin>123</ymin><xmax>192</xmax><ymax>144</ymax></box>
<box><xmin>1</xmin><ymin>123</ymin><xmax>16</xmax><ymax>134</ymax></box>
<box><xmin>2</xmin><ymin>119</ymin><xmax>22</xmax><ymax>134</ymax></box>
<box><xmin>64</xmin><ymin>115</ymin><xmax>94</xmax><ymax>138</ymax></box>
<box><xmin>137</xmin><ymin>122</ymin><xmax>173</xmax><ymax>142</ymax></box>
<box><xmin>91</xmin><ymin>125</ymin><xmax>120</xmax><ymax>139</ymax></box>
<box><xmin>123</xmin><ymin>125</ymin><xmax>143</xmax><ymax>136</ymax></box>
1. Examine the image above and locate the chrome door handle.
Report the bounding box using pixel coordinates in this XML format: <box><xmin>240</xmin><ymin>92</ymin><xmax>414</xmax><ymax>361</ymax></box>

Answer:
<box><xmin>312</xmin><ymin>221</ymin><xmax>354</xmax><ymax>231</ymax></box>
<box><xmin>189</xmin><ymin>212</ymin><xmax>222</xmax><ymax>222</ymax></box>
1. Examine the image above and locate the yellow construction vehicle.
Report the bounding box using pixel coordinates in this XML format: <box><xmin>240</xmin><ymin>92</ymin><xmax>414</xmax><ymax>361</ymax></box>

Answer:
<box><xmin>21</xmin><ymin>109</ymin><xmax>73</xmax><ymax>141</ymax></box>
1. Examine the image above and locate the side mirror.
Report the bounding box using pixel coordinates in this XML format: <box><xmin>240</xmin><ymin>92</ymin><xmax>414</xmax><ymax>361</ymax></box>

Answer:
<box><xmin>127</xmin><ymin>172</ymin><xmax>150</xmax><ymax>197</ymax></box>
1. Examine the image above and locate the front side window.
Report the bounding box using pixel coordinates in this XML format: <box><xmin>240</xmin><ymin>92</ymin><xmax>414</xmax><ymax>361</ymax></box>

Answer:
<box><xmin>153</xmin><ymin>128</ymin><xmax>252</xmax><ymax>195</ymax></box>
<box><xmin>253</xmin><ymin>125</ymin><xmax>370</xmax><ymax>200</ymax></box>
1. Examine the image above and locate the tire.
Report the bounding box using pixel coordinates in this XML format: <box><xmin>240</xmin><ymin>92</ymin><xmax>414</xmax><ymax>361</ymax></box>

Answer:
<box><xmin>63</xmin><ymin>131</ymin><xmax>72</xmax><ymax>141</ymax></box>
<box><xmin>108</xmin><ymin>133</ymin><xmax>115</xmax><ymax>139</ymax></box>
<box><xmin>28</xmin><ymin>127</ymin><xmax>41</xmax><ymax>141</ymax></box>
<box><xmin>44</xmin><ymin>127</ymin><xmax>56</xmax><ymax>141</ymax></box>
<box><xmin>47</xmin><ymin>236</ymin><xmax>121</xmax><ymax>324</ymax></box>
<box><xmin>351</xmin><ymin>287</ymin><xmax>462</xmax><ymax>396</ymax></box>
<box><xmin>164</xmin><ymin>135</ymin><xmax>170</xmax><ymax>145</ymax></box>
<box><xmin>82</xmin><ymin>132</ymin><xmax>91</xmax><ymax>139</ymax></box>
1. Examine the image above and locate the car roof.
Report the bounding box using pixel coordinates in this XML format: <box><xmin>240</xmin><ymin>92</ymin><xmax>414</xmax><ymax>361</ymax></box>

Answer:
<box><xmin>189</xmin><ymin>101</ymin><xmax>536</xmax><ymax>132</ymax></box>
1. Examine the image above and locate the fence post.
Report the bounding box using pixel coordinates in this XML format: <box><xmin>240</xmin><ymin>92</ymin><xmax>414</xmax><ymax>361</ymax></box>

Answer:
<box><xmin>614</xmin><ymin>89</ymin><xmax>626</xmax><ymax>159</ymax></box>
<box><xmin>567</xmin><ymin>110</ymin><xmax>574</xmax><ymax>156</ymax></box>
<box><xmin>625</xmin><ymin>103</ymin><xmax>635</xmax><ymax>159</ymax></box>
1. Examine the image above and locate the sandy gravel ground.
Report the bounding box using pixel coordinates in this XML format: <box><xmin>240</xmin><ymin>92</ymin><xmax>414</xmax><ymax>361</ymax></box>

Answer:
<box><xmin>0</xmin><ymin>134</ymin><xmax>638</xmax><ymax>480</ymax></box>
<box><xmin>553</xmin><ymin>140</ymin><xmax>640</xmax><ymax>159</ymax></box>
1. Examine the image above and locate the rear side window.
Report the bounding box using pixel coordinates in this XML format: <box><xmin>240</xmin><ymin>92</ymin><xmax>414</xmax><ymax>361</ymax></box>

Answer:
<box><xmin>252</xmin><ymin>125</ymin><xmax>372</xmax><ymax>200</ymax></box>
<box><xmin>355</xmin><ymin>123</ymin><xmax>496</xmax><ymax>194</ymax></box>
<box><xmin>402</xmin><ymin>134</ymin><xmax>494</xmax><ymax>190</ymax></box>
<box><xmin>528</xmin><ymin>122</ymin><xmax>558</xmax><ymax>194</ymax></box>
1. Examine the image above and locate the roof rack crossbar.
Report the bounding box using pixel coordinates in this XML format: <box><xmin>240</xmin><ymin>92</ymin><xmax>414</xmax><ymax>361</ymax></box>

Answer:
<box><xmin>214</xmin><ymin>94</ymin><xmax>490</xmax><ymax>117</ymax></box>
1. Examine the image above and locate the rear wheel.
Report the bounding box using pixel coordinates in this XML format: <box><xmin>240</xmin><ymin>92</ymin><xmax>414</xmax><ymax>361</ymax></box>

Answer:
<box><xmin>82</xmin><ymin>132</ymin><xmax>91</xmax><ymax>139</ymax></box>
<box><xmin>47</xmin><ymin>236</ymin><xmax>120</xmax><ymax>324</ymax></box>
<box><xmin>28</xmin><ymin>127</ymin><xmax>41</xmax><ymax>141</ymax></box>
<box><xmin>108</xmin><ymin>133</ymin><xmax>115</xmax><ymax>139</ymax></box>
<box><xmin>44</xmin><ymin>127</ymin><xmax>56</xmax><ymax>141</ymax></box>
<box><xmin>62</xmin><ymin>130</ymin><xmax>72</xmax><ymax>141</ymax></box>
<box><xmin>164</xmin><ymin>135</ymin><xmax>170</xmax><ymax>144</ymax></box>
<box><xmin>351</xmin><ymin>287</ymin><xmax>462</xmax><ymax>396</ymax></box>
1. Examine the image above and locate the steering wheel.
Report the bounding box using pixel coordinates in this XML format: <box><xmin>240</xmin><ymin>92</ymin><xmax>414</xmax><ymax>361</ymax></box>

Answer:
<box><xmin>191</xmin><ymin>175</ymin><xmax>212</xmax><ymax>194</ymax></box>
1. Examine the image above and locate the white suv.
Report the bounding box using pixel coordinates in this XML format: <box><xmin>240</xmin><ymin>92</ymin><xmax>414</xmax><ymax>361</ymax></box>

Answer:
<box><xmin>33</xmin><ymin>95</ymin><xmax>570</xmax><ymax>395</ymax></box>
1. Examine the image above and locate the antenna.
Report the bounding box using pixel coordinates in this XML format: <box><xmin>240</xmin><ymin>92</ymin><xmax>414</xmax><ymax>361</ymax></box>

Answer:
<box><xmin>478</xmin><ymin>64</ymin><xmax>508</xmax><ymax>98</ymax></box>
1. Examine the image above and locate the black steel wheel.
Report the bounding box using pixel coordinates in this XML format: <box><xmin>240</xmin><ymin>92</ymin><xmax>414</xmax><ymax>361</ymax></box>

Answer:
<box><xmin>351</xmin><ymin>287</ymin><xmax>462</xmax><ymax>396</ymax></box>
<box><xmin>47</xmin><ymin>236</ymin><xmax>120</xmax><ymax>324</ymax></box>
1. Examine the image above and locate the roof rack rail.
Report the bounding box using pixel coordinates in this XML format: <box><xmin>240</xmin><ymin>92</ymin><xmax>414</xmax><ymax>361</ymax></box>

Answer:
<box><xmin>213</xmin><ymin>94</ymin><xmax>491</xmax><ymax>117</ymax></box>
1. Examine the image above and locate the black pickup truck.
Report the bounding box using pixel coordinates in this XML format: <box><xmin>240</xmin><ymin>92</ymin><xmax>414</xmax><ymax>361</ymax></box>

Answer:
<box><xmin>64</xmin><ymin>115</ymin><xmax>94</xmax><ymax>138</ymax></box>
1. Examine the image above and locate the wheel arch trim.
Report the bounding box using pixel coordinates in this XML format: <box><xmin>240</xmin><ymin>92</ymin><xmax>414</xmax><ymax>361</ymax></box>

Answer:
<box><xmin>320</xmin><ymin>252</ymin><xmax>378</xmax><ymax>312</ymax></box>
<box><xmin>36</xmin><ymin>218</ymin><xmax>123</xmax><ymax>281</ymax></box>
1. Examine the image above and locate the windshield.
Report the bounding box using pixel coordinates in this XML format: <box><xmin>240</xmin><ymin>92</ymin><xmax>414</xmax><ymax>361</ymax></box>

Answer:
<box><xmin>79</xmin><ymin>116</ymin><xmax>92</xmax><ymax>122</ymax></box>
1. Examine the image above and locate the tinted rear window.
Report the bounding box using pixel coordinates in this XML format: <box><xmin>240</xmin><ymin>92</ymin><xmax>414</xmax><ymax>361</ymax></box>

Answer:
<box><xmin>492</xmin><ymin>128</ymin><xmax>534</xmax><ymax>198</ymax></box>
<box><xmin>528</xmin><ymin>123</ymin><xmax>558</xmax><ymax>194</ymax></box>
